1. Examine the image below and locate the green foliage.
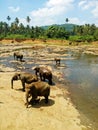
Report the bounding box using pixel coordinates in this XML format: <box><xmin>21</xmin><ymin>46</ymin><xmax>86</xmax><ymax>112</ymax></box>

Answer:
<box><xmin>5</xmin><ymin>34</ymin><xmax>27</xmax><ymax>39</ymax></box>
<box><xmin>69</xmin><ymin>35</ymin><xmax>94</xmax><ymax>42</ymax></box>
<box><xmin>45</xmin><ymin>25</ymin><xmax>69</xmax><ymax>39</ymax></box>
<box><xmin>0</xmin><ymin>17</ymin><xmax>98</xmax><ymax>43</ymax></box>
<box><xmin>94</xmin><ymin>29</ymin><xmax>98</xmax><ymax>40</ymax></box>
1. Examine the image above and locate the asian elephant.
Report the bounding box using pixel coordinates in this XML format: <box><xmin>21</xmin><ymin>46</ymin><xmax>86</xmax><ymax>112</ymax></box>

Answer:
<box><xmin>34</xmin><ymin>66</ymin><xmax>53</xmax><ymax>85</ymax></box>
<box><xmin>25</xmin><ymin>81</ymin><xmax>50</xmax><ymax>108</ymax></box>
<box><xmin>14</xmin><ymin>52</ymin><xmax>23</xmax><ymax>61</ymax></box>
<box><xmin>54</xmin><ymin>58</ymin><xmax>60</xmax><ymax>65</ymax></box>
<box><xmin>11</xmin><ymin>72</ymin><xmax>38</xmax><ymax>91</ymax></box>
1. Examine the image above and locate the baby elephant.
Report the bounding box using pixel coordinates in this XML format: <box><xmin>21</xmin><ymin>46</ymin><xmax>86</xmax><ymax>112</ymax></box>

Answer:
<box><xmin>14</xmin><ymin>52</ymin><xmax>23</xmax><ymax>61</ymax></box>
<box><xmin>54</xmin><ymin>58</ymin><xmax>61</xmax><ymax>65</ymax></box>
<box><xmin>11</xmin><ymin>72</ymin><xmax>38</xmax><ymax>91</ymax></box>
<box><xmin>25</xmin><ymin>81</ymin><xmax>50</xmax><ymax>108</ymax></box>
<box><xmin>34</xmin><ymin>66</ymin><xmax>53</xmax><ymax>85</ymax></box>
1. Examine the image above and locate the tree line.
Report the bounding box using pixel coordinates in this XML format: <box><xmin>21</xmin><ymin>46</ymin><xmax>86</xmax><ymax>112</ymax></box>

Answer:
<box><xmin>0</xmin><ymin>16</ymin><xmax>98</xmax><ymax>42</ymax></box>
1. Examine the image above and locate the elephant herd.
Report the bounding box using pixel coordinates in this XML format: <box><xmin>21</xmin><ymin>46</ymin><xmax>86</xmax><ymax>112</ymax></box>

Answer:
<box><xmin>12</xmin><ymin>52</ymin><xmax>61</xmax><ymax>108</ymax></box>
<box><xmin>11</xmin><ymin>68</ymin><xmax>52</xmax><ymax>108</ymax></box>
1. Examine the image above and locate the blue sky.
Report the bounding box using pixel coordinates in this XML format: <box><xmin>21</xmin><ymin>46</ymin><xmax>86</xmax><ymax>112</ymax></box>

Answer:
<box><xmin>0</xmin><ymin>0</ymin><xmax>98</xmax><ymax>26</ymax></box>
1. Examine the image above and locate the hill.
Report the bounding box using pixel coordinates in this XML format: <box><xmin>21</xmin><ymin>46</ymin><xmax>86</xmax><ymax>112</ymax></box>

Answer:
<box><xmin>41</xmin><ymin>23</ymin><xmax>76</xmax><ymax>32</ymax></box>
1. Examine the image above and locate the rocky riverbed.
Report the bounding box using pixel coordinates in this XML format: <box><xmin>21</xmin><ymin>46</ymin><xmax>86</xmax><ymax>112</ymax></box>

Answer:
<box><xmin>0</xmin><ymin>42</ymin><xmax>98</xmax><ymax>130</ymax></box>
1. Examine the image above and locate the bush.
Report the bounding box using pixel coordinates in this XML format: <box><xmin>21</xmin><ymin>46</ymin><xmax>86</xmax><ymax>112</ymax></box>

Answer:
<box><xmin>5</xmin><ymin>34</ymin><xmax>27</xmax><ymax>39</ymax></box>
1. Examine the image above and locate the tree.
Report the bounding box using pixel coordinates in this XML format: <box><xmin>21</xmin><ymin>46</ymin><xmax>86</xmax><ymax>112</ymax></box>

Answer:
<box><xmin>65</xmin><ymin>18</ymin><xmax>69</xmax><ymax>23</ymax></box>
<box><xmin>7</xmin><ymin>16</ymin><xmax>11</xmax><ymax>29</ymax></box>
<box><xmin>7</xmin><ymin>16</ymin><xmax>11</xmax><ymax>24</ymax></box>
<box><xmin>15</xmin><ymin>17</ymin><xmax>19</xmax><ymax>26</ymax></box>
<box><xmin>45</xmin><ymin>25</ymin><xmax>69</xmax><ymax>39</ymax></box>
<box><xmin>94</xmin><ymin>29</ymin><xmax>98</xmax><ymax>40</ymax></box>
<box><xmin>18</xmin><ymin>23</ymin><xmax>25</xmax><ymax>34</ymax></box>
<box><xmin>26</xmin><ymin>16</ymin><xmax>31</xmax><ymax>25</ymax></box>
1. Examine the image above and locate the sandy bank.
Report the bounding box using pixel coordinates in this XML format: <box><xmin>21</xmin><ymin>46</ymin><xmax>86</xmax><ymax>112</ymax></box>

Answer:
<box><xmin>0</xmin><ymin>72</ymin><xmax>85</xmax><ymax>130</ymax></box>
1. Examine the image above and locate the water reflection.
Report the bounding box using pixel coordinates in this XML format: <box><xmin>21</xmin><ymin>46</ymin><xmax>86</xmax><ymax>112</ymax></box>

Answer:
<box><xmin>64</xmin><ymin>51</ymin><xmax>98</xmax><ymax>129</ymax></box>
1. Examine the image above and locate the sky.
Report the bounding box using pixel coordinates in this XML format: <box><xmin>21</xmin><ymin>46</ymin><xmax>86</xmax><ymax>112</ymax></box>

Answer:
<box><xmin>0</xmin><ymin>0</ymin><xmax>98</xmax><ymax>26</ymax></box>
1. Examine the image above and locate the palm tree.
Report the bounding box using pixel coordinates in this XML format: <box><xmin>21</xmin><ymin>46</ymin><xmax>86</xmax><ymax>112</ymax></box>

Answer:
<box><xmin>65</xmin><ymin>18</ymin><xmax>69</xmax><ymax>23</ymax></box>
<box><xmin>7</xmin><ymin>16</ymin><xmax>11</xmax><ymax>25</ymax></box>
<box><xmin>26</xmin><ymin>16</ymin><xmax>31</xmax><ymax>25</ymax></box>
<box><xmin>15</xmin><ymin>17</ymin><xmax>19</xmax><ymax>26</ymax></box>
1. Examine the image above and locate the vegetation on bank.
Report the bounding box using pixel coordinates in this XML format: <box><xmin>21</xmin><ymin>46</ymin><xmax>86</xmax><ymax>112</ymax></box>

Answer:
<box><xmin>0</xmin><ymin>16</ymin><xmax>98</xmax><ymax>44</ymax></box>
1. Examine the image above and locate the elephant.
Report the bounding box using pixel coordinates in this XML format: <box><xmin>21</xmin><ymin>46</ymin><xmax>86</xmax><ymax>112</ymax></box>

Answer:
<box><xmin>11</xmin><ymin>72</ymin><xmax>38</xmax><ymax>91</ymax></box>
<box><xmin>25</xmin><ymin>81</ymin><xmax>50</xmax><ymax>108</ymax></box>
<box><xmin>54</xmin><ymin>58</ymin><xmax>61</xmax><ymax>65</ymax></box>
<box><xmin>14</xmin><ymin>52</ymin><xmax>23</xmax><ymax>61</ymax></box>
<box><xmin>69</xmin><ymin>42</ymin><xmax>72</xmax><ymax>45</ymax></box>
<box><xmin>34</xmin><ymin>66</ymin><xmax>53</xmax><ymax>85</ymax></box>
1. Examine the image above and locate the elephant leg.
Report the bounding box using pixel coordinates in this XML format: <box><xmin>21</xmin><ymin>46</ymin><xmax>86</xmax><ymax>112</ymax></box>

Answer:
<box><xmin>40</xmin><ymin>73</ymin><xmax>43</xmax><ymax>81</ymax></box>
<box><xmin>21</xmin><ymin>80</ymin><xmax>25</xmax><ymax>91</ymax></box>
<box><xmin>43</xmin><ymin>75</ymin><xmax>45</xmax><ymax>81</ymax></box>
<box><xmin>30</xmin><ymin>96</ymin><xmax>40</xmax><ymax>104</ymax></box>
<box><xmin>49</xmin><ymin>80</ymin><xmax>52</xmax><ymax>85</ymax></box>
<box><xmin>44</xmin><ymin>96</ymin><xmax>48</xmax><ymax>104</ymax></box>
<box><xmin>25</xmin><ymin>90</ymin><xmax>29</xmax><ymax>108</ymax></box>
<box><xmin>20</xmin><ymin>57</ymin><xmax>22</xmax><ymax>61</ymax></box>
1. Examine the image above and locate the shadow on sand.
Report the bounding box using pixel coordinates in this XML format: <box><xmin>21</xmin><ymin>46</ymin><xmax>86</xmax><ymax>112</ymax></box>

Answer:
<box><xmin>27</xmin><ymin>98</ymin><xmax>55</xmax><ymax>108</ymax></box>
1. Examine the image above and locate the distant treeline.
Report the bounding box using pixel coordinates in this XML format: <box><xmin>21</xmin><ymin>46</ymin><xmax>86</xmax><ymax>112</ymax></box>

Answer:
<box><xmin>0</xmin><ymin>17</ymin><xmax>98</xmax><ymax>42</ymax></box>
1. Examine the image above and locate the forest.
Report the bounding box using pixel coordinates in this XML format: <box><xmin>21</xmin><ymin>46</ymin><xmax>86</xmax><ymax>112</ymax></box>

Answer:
<box><xmin>0</xmin><ymin>16</ymin><xmax>98</xmax><ymax>43</ymax></box>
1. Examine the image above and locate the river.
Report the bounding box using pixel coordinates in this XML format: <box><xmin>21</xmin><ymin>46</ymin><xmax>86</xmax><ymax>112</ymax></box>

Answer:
<box><xmin>0</xmin><ymin>45</ymin><xmax>98</xmax><ymax>129</ymax></box>
<box><xmin>63</xmin><ymin>50</ymin><xmax>98</xmax><ymax>129</ymax></box>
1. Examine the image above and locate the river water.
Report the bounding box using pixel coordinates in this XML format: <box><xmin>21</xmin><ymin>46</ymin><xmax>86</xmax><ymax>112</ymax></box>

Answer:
<box><xmin>63</xmin><ymin>51</ymin><xmax>98</xmax><ymax>129</ymax></box>
<box><xmin>0</xmin><ymin>47</ymin><xmax>98</xmax><ymax>129</ymax></box>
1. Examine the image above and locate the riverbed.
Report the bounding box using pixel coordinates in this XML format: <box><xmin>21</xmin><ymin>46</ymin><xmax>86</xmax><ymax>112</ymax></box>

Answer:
<box><xmin>0</xmin><ymin>43</ymin><xmax>98</xmax><ymax>130</ymax></box>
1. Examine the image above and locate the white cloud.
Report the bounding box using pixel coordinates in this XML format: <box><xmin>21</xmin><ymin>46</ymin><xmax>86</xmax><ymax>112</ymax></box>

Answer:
<box><xmin>78</xmin><ymin>0</ymin><xmax>86</xmax><ymax>7</ymax></box>
<box><xmin>30</xmin><ymin>0</ymin><xmax>74</xmax><ymax>26</ymax></box>
<box><xmin>91</xmin><ymin>3</ymin><xmax>98</xmax><ymax>18</ymax></box>
<box><xmin>78</xmin><ymin>0</ymin><xmax>98</xmax><ymax>12</ymax></box>
<box><xmin>46</xmin><ymin>0</ymin><xmax>74</xmax><ymax>7</ymax></box>
<box><xmin>69</xmin><ymin>17</ymin><xmax>86</xmax><ymax>25</ymax></box>
<box><xmin>8</xmin><ymin>6</ymin><xmax>20</xmax><ymax>12</ymax></box>
<box><xmin>78</xmin><ymin>0</ymin><xmax>98</xmax><ymax>24</ymax></box>
<box><xmin>78</xmin><ymin>0</ymin><xmax>94</xmax><ymax>10</ymax></box>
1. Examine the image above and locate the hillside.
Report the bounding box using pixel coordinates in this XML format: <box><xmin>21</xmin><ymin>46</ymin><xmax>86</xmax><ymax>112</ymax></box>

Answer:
<box><xmin>41</xmin><ymin>23</ymin><xmax>76</xmax><ymax>31</ymax></box>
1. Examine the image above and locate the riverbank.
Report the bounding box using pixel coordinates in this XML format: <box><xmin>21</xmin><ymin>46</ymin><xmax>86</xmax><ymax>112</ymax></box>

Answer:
<box><xmin>0</xmin><ymin>38</ymin><xmax>98</xmax><ymax>55</ymax></box>
<box><xmin>0</xmin><ymin>41</ymin><xmax>98</xmax><ymax>130</ymax></box>
<box><xmin>0</xmin><ymin>72</ymin><xmax>85</xmax><ymax>130</ymax></box>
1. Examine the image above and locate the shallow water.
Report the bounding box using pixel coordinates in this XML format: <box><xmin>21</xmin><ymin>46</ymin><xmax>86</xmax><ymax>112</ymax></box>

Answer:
<box><xmin>63</xmin><ymin>51</ymin><xmax>98</xmax><ymax>129</ymax></box>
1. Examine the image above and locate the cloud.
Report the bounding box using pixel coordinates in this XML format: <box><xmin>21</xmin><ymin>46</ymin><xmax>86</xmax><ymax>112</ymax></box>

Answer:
<box><xmin>78</xmin><ymin>0</ymin><xmax>93</xmax><ymax>10</ymax></box>
<box><xmin>78</xmin><ymin>0</ymin><xmax>98</xmax><ymax>24</ymax></box>
<box><xmin>69</xmin><ymin>17</ymin><xmax>86</xmax><ymax>25</ymax></box>
<box><xmin>91</xmin><ymin>2</ymin><xmax>98</xmax><ymax>18</ymax></box>
<box><xmin>78</xmin><ymin>0</ymin><xmax>86</xmax><ymax>7</ymax></box>
<box><xmin>8</xmin><ymin>6</ymin><xmax>20</xmax><ymax>12</ymax></box>
<box><xmin>30</xmin><ymin>0</ymin><xmax>74</xmax><ymax>26</ymax></box>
